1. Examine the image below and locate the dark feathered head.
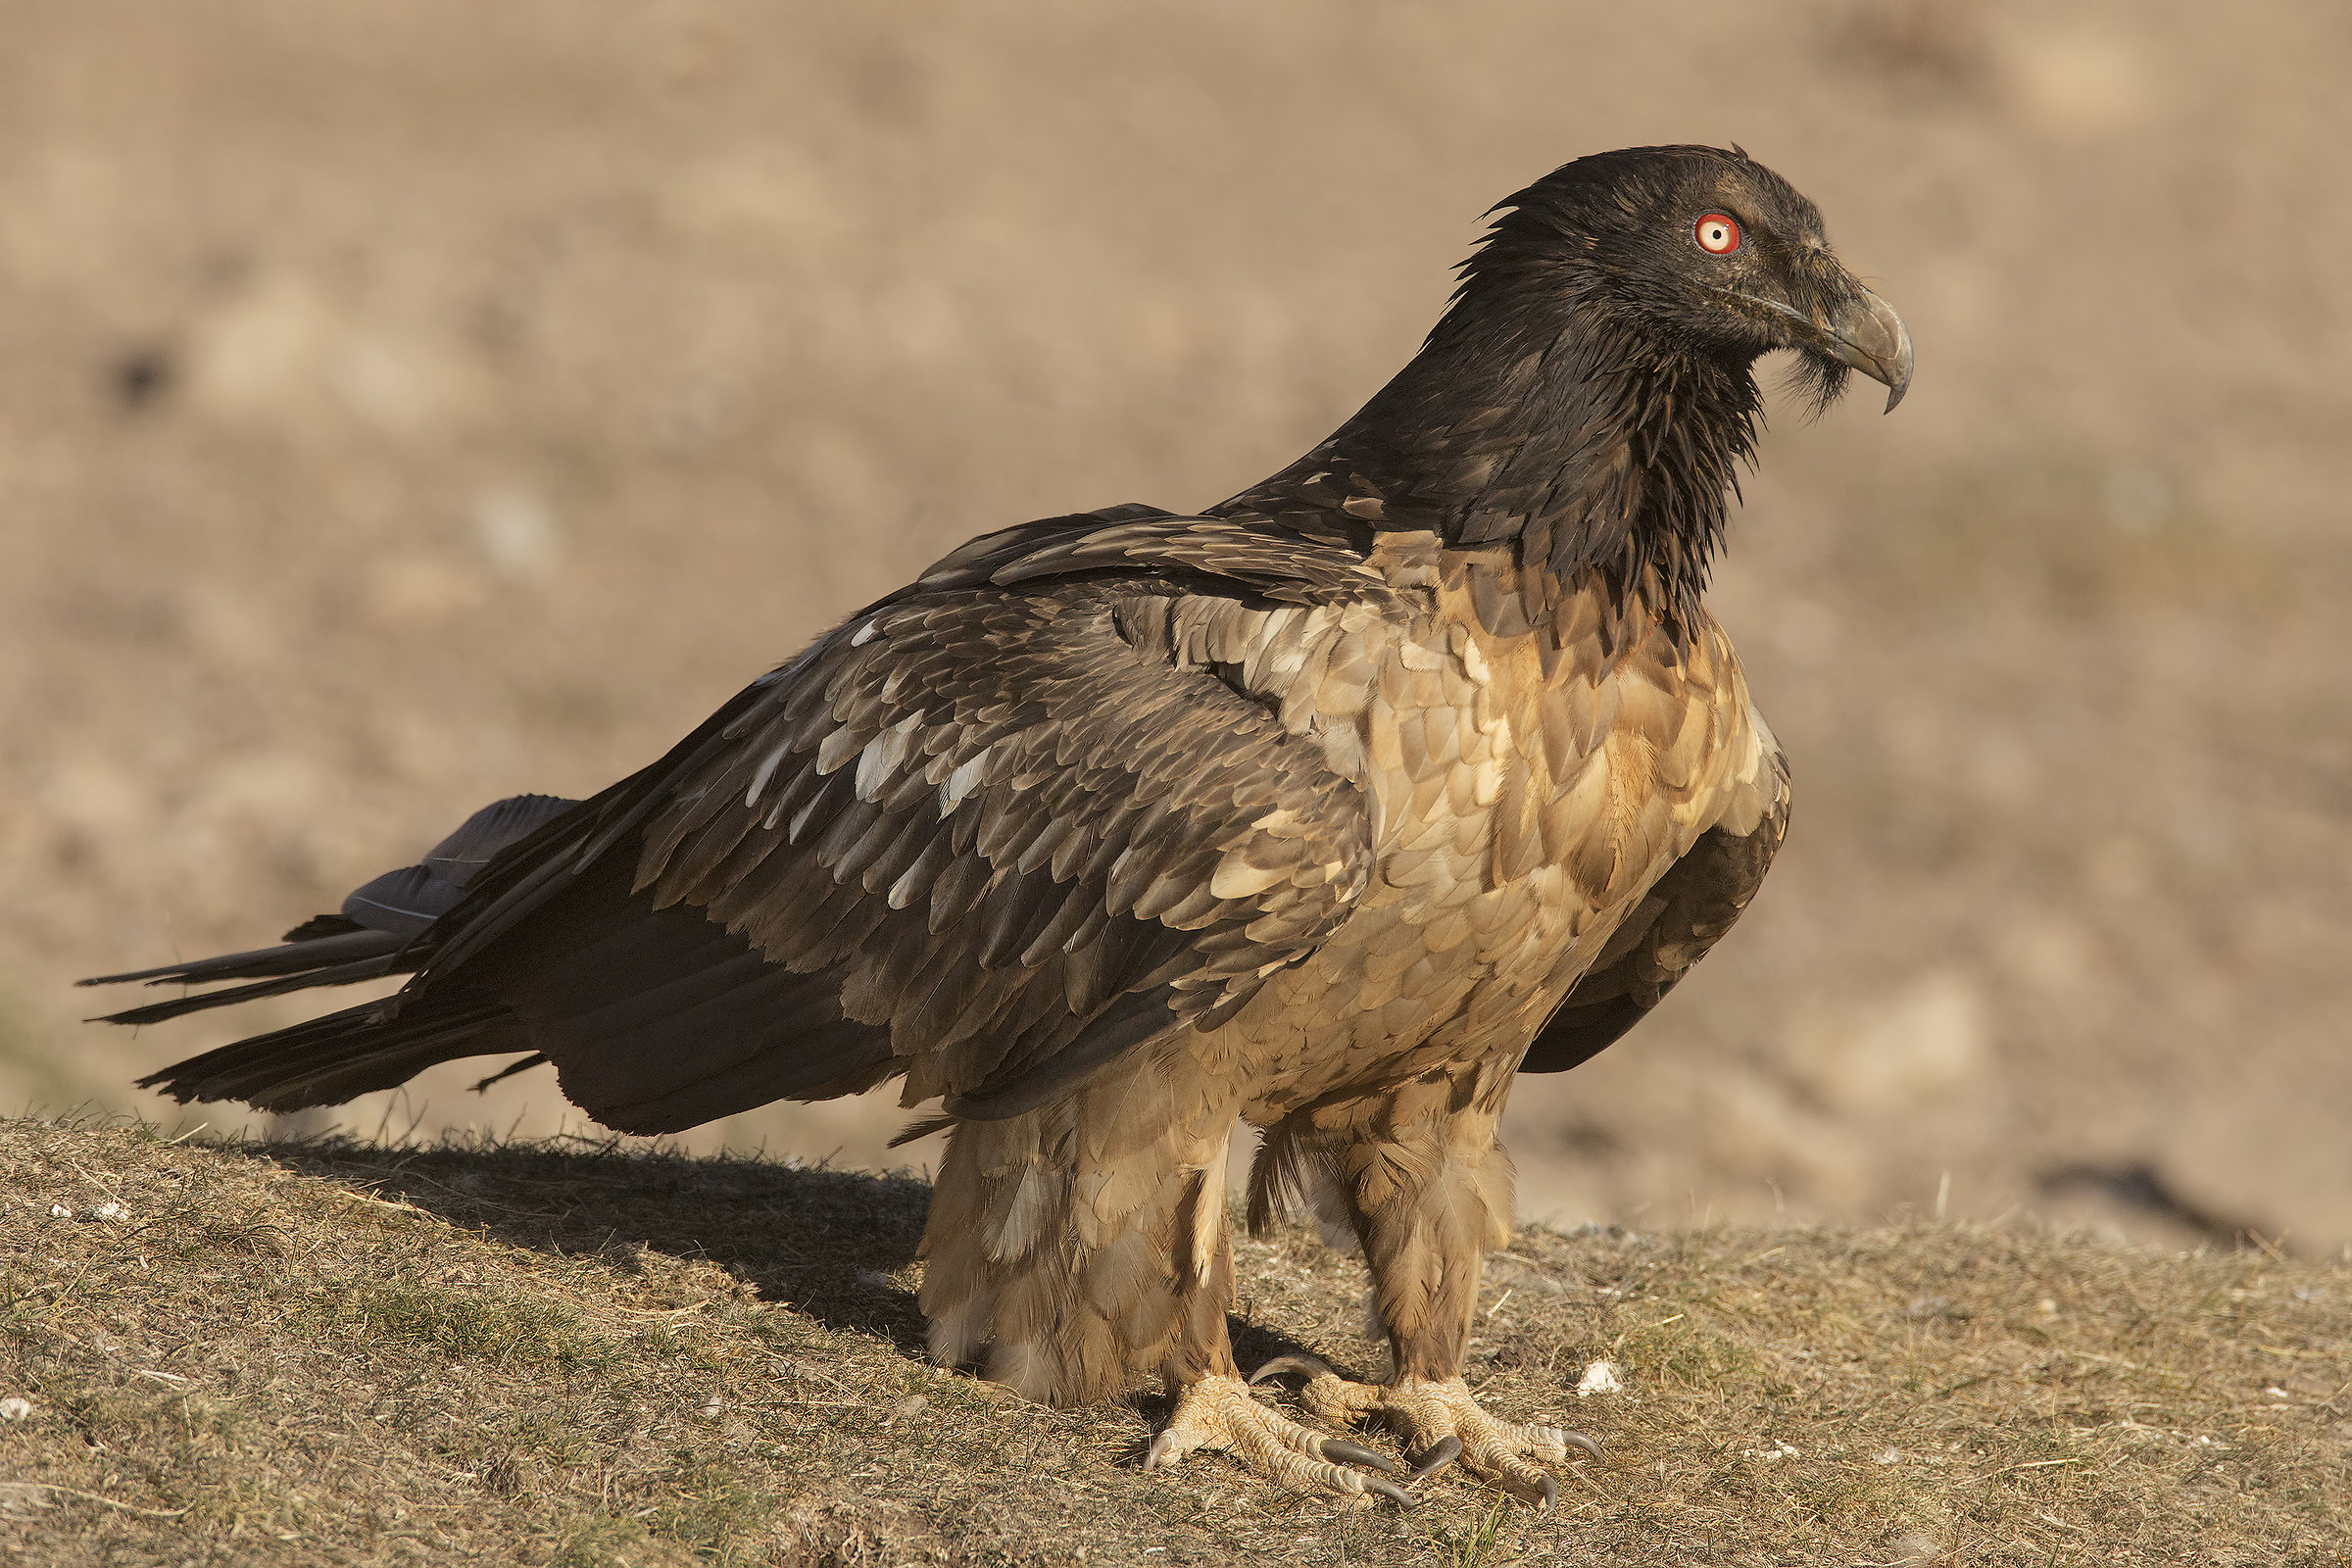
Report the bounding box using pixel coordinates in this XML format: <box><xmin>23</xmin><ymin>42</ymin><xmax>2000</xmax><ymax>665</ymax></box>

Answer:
<box><xmin>1458</xmin><ymin>144</ymin><xmax>1912</xmax><ymax>415</ymax></box>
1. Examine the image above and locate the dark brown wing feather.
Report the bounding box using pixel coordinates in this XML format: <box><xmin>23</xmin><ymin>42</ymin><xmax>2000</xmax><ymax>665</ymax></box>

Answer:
<box><xmin>595</xmin><ymin>567</ymin><xmax>1375</xmax><ymax>1128</ymax></box>
<box><xmin>1518</xmin><ymin>747</ymin><xmax>1790</xmax><ymax>1075</ymax></box>
<box><xmin>133</xmin><ymin>507</ymin><xmax>1380</xmax><ymax>1136</ymax></box>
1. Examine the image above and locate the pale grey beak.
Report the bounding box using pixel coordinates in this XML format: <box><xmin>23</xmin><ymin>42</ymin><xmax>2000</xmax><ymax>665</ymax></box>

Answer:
<box><xmin>1820</xmin><ymin>286</ymin><xmax>1913</xmax><ymax>414</ymax></box>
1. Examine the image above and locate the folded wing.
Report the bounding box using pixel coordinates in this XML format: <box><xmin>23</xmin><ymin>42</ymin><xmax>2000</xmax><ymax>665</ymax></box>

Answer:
<box><xmin>118</xmin><ymin>508</ymin><xmax>1382</xmax><ymax>1136</ymax></box>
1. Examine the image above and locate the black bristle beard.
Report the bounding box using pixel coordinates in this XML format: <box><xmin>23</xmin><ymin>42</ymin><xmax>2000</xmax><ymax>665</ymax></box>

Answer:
<box><xmin>1783</xmin><ymin>352</ymin><xmax>1852</xmax><ymax>423</ymax></box>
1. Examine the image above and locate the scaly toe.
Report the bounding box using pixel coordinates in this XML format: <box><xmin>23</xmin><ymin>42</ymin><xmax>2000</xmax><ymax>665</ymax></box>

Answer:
<box><xmin>1250</xmin><ymin>1354</ymin><xmax>1387</xmax><ymax>1430</ymax></box>
<box><xmin>1375</xmin><ymin>1377</ymin><xmax>1597</xmax><ymax>1508</ymax></box>
<box><xmin>1469</xmin><ymin>1446</ymin><xmax>1559</xmax><ymax>1512</ymax></box>
<box><xmin>1148</xmin><ymin>1374</ymin><xmax>1413</xmax><ymax>1507</ymax></box>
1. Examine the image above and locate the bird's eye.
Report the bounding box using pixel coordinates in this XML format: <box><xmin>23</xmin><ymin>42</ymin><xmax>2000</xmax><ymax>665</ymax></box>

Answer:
<box><xmin>1694</xmin><ymin>214</ymin><xmax>1742</xmax><ymax>255</ymax></box>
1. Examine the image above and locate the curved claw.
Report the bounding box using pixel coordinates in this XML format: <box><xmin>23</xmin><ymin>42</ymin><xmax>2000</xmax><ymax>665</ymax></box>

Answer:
<box><xmin>1249</xmin><ymin>1353</ymin><xmax>1338</xmax><ymax>1385</ymax></box>
<box><xmin>1408</xmin><ymin>1433</ymin><xmax>1462</xmax><ymax>1480</ymax></box>
<box><xmin>1488</xmin><ymin>1467</ymin><xmax>1557</xmax><ymax>1512</ymax></box>
<box><xmin>1561</xmin><ymin>1429</ymin><xmax>1603</xmax><ymax>1463</ymax></box>
<box><xmin>1318</xmin><ymin>1438</ymin><xmax>1399</xmax><ymax>1475</ymax></box>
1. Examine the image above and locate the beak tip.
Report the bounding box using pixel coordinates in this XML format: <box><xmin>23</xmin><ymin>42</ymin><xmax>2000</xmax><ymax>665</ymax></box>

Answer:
<box><xmin>1823</xmin><ymin>284</ymin><xmax>1911</xmax><ymax>416</ymax></box>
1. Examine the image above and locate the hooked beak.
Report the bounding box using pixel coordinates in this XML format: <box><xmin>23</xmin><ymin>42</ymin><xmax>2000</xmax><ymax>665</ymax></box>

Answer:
<box><xmin>1819</xmin><ymin>285</ymin><xmax>1913</xmax><ymax>414</ymax></box>
<box><xmin>1722</xmin><ymin>282</ymin><xmax>1915</xmax><ymax>414</ymax></box>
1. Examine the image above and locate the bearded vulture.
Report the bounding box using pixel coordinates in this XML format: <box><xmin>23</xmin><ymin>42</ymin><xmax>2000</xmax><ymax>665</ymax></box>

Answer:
<box><xmin>89</xmin><ymin>146</ymin><xmax>1909</xmax><ymax>1508</ymax></box>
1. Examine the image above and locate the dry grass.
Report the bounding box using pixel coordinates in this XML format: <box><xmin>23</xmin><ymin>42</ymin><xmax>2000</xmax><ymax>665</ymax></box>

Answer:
<box><xmin>3</xmin><ymin>1116</ymin><xmax>2344</xmax><ymax>1566</ymax></box>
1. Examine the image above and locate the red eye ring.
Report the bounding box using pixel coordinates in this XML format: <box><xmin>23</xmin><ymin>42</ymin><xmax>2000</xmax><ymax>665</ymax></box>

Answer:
<box><xmin>1694</xmin><ymin>214</ymin><xmax>1742</xmax><ymax>254</ymax></box>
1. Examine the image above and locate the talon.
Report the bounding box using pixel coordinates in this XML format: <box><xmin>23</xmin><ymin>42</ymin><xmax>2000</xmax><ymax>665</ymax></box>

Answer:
<box><xmin>1409</xmin><ymin>1434</ymin><xmax>1462</xmax><ymax>1479</ymax></box>
<box><xmin>1326</xmin><ymin>1464</ymin><xmax>1414</xmax><ymax>1507</ymax></box>
<box><xmin>1344</xmin><ymin>1376</ymin><xmax>1592</xmax><ymax>1508</ymax></box>
<box><xmin>1318</xmin><ymin>1438</ymin><xmax>1398</xmax><ymax>1474</ymax></box>
<box><xmin>1166</xmin><ymin>1368</ymin><xmax>1568</xmax><ymax>1509</ymax></box>
<box><xmin>1273</xmin><ymin>1420</ymin><xmax>1396</xmax><ymax>1474</ymax></box>
<box><xmin>1147</xmin><ymin>1375</ymin><xmax>1411</xmax><ymax>1507</ymax></box>
<box><xmin>1250</xmin><ymin>1353</ymin><xmax>1338</xmax><ymax>1385</ymax></box>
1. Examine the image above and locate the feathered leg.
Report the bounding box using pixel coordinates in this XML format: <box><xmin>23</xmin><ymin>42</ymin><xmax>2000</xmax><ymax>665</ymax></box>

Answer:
<box><xmin>916</xmin><ymin>1057</ymin><xmax>1406</xmax><ymax>1503</ymax></box>
<box><xmin>1249</xmin><ymin>1061</ymin><xmax>1598</xmax><ymax>1509</ymax></box>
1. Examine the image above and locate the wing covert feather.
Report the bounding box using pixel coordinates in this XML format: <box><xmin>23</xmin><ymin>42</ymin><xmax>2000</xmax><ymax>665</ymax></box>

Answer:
<box><xmin>272</xmin><ymin>511</ymin><xmax>1391</xmax><ymax>1134</ymax></box>
<box><xmin>624</xmin><ymin>571</ymin><xmax>1373</xmax><ymax>1119</ymax></box>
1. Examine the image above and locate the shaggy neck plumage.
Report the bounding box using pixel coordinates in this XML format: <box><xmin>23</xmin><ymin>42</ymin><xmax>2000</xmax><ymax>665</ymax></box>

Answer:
<box><xmin>1226</xmin><ymin>272</ymin><xmax>1762</xmax><ymax>623</ymax></box>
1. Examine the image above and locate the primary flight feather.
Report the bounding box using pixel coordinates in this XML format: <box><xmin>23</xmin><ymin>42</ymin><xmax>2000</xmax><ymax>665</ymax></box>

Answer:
<box><xmin>89</xmin><ymin>145</ymin><xmax>1909</xmax><ymax>1507</ymax></box>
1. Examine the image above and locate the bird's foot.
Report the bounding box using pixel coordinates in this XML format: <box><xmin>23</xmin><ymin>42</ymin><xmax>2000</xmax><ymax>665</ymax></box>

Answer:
<box><xmin>1144</xmin><ymin>1373</ymin><xmax>1413</xmax><ymax>1506</ymax></box>
<box><xmin>1251</xmin><ymin>1356</ymin><xmax>1598</xmax><ymax>1511</ymax></box>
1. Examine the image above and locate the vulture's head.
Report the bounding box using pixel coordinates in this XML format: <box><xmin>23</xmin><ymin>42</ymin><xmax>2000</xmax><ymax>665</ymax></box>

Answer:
<box><xmin>1468</xmin><ymin>145</ymin><xmax>1913</xmax><ymax>413</ymax></box>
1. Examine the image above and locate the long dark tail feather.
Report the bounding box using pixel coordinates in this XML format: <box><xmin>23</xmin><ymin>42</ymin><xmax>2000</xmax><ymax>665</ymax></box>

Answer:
<box><xmin>134</xmin><ymin>996</ymin><xmax>530</xmax><ymax>1112</ymax></box>
<box><xmin>92</xmin><ymin>952</ymin><xmax>408</xmax><ymax>1027</ymax></box>
<box><xmin>99</xmin><ymin>720</ymin><xmax>897</xmax><ymax>1126</ymax></box>
<box><xmin>80</xmin><ymin>928</ymin><xmax>405</xmax><ymax>990</ymax></box>
<box><xmin>79</xmin><ymin>793</ymin><xmax>582</xmax><ymax>1025</ymax></box>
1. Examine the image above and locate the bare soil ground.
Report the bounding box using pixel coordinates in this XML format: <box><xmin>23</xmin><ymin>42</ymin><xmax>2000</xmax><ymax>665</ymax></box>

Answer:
<box><xmin>0</xmin><ymin>0</ymin><xmax>2347</xmax><ymax>1361</ymax></box>
<box><xmin>3</xmin><ymin>1117</ymin><xmax>2347</xmax><ymax>1566</ymax></box>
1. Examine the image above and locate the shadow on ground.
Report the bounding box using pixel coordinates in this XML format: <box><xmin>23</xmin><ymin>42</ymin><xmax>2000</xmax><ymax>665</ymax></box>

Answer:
<box><xmin>255</xmin><ymin>1135</ymin><xmax>1348</xmax><ymax>1391</ymax></box>
<box><xmin>266</xmin><ymin>1137</ymin><xmax>940</xmax><ymax>1353</ymax></box>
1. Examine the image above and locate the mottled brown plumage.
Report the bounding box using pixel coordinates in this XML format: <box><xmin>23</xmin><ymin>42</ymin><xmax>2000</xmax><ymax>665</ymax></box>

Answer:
<box><xmin>87</xmin><ymin>145</ymin><xmax>1907</xmax><ymax>1507</ymax></box>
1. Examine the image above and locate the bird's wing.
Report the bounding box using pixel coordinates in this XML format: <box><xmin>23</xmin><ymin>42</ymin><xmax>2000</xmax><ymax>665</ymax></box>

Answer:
<box><xmin>353</xmin><ymin>508</ymin><xmax>1388</xmax><ymax>1133</ymax></box>
<box><xmin>1518</xmin><ymin>736</ymin><xmax>1789</xmax><ymax>1074</ymax></box>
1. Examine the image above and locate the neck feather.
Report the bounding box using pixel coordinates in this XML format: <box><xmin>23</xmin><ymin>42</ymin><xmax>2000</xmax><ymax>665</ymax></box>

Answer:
<box><xmin>1221</xmin><ymin>286</ymin><xmax>1761</xmax><ymax>623</ymax></box>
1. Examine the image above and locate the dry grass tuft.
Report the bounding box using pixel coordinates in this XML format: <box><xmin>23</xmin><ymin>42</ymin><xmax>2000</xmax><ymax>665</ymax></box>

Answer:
<box><xmin>1</xmin><ymin>1115</ymin><xmax>2345</xmax><ymax>1566</ymax></box>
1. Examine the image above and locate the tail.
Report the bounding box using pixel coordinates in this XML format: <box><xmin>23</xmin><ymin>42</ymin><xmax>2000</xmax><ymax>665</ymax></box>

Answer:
<box><xmin>131</xmin><ymin>996</ymin><xmax>528</xmax><ymax>1112</ymax></box>
<box><xmin>83</xmin><ymin>794</ymin><xmax>580</xmax><ymax>1102</ymax></box>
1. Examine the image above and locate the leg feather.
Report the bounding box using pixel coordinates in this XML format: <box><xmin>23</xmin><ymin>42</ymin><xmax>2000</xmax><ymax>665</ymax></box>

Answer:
<box><xmin>916</xmin><ymin>1061</ymin><xmax>1242</xmax><ymax>1405</ymax></box>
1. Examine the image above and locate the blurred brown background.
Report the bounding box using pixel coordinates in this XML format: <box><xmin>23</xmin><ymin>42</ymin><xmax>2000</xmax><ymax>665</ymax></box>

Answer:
<box><xmin>2</xmin><ymin>1</ymin><xmax>2345</xmax><ymax>1253</ymax></box>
